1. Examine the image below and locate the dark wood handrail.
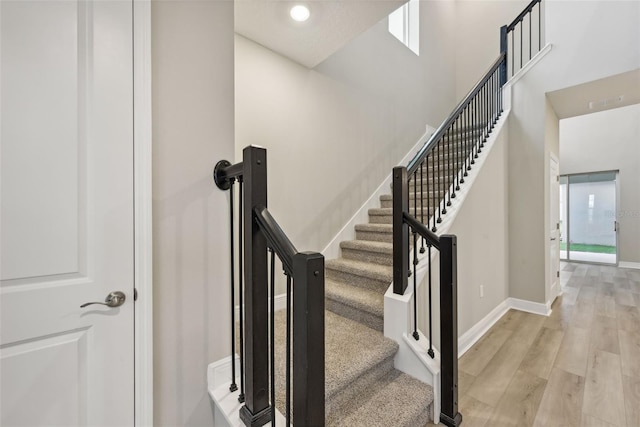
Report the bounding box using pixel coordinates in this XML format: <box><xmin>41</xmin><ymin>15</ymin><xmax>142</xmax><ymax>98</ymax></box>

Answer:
<box><xmin>507</xmin><ymin>0</ymin><xmax>541</xmax><ymax>31</ymax></box>
<box><xmin>407</xmin><ymin>52</ymin><xmax>506</xmax><ymax>176</ymax></box>
<box><xmin>254</xmin><ymin>205</ymin><xmax>298</xmax><ymax>276</ymax></box>
<box><xmin>403</xmin><ymin>212</ymin><xmax>440</xmax><ymax>250</ymax></box>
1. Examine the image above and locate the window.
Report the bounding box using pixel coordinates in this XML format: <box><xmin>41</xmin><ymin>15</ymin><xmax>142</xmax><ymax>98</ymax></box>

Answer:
<box><xmin>388</xmin><ymin>0</ymin><xmax>419</xmax><ymax>55</ymax></box>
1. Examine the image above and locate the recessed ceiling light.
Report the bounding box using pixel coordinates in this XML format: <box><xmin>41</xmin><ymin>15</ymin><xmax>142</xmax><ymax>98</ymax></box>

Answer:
<box><xmin>290</xmin><ymin>5</ymin><xmax>310</xmax><ymax>22</ymax></box>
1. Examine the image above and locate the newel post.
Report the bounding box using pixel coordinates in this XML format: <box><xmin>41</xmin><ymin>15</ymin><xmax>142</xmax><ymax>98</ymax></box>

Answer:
<box><xmin>499</xmin><ymin>25</ymin><xmax>508</xmax><ymax>86</ymax></box>
<box><xmin>439</xmin><ymin>234</ymin><xmax>462</xmax><ymax>427</ymax></box>
<box><xmin>392</xmin><ymin>166</ymin><xmax>409</xmax><ymax>295</ymax></box>
<box><xmin>239</xmin><ymin>146</ymin><xmax>272</xmax><ymax>427</ymax></box>
<box><xmin>293</xmin><ymin>252</ymin><xmax>326</xmax><ymax>426</ymax></box>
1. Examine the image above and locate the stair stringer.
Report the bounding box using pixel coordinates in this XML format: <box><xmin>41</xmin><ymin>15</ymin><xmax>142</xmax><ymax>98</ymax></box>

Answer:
<box><xmin>384</xmin><ymin>109</ymin><xmax>511</xmax><ymax>425</ymax></box>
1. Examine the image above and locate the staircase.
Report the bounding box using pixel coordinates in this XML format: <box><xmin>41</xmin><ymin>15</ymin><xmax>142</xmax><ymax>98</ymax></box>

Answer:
<box><xmin>271</xmin><ymin>131</ymin><xmax>477</xmax><ymax>426</ymax></box>
<box><xmin>221</xmin><ymin>127</ymin><xmax>482</xmax><ymax>426</ymax></box>
<box><xmin>213</xmin><ymin>0</ymin><xmax>540</xmax><ymax>421</ymax></box>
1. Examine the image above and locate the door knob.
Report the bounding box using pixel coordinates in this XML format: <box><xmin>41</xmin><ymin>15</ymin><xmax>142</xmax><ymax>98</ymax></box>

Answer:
<box><xmin>550</xmin><ymin>237</ymin><xmax>556</xmax><ymax>241</ymax></box>
<box><xmin>81</xmin><ymin>291</ymin><xmax>126</xmax><ymax>308</ymax></box>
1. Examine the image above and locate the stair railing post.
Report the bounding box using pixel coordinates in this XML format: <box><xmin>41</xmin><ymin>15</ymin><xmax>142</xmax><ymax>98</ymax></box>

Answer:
<box><xmin>439</xmin><ymin>234</ymin><xmax>462</xmax><ymax>427</ymax></box>
<box><xmin>393</xmin><ymin>166</ymin><xmax>409</xmax><ymax>295</ymax></box>
<box><xmin>293</xmin><ymin>252</ymin><xmax>326</xmax><ymax>427</ymax></box>
<box><xmin>500</xmin><ymin>25</ymin><xmax>508</xmax><ymax>85</ymax></box>
<box><xmin>239</xmin><ymin>146</ymin><xmax>272</xmax><ymax>427</ymax></box>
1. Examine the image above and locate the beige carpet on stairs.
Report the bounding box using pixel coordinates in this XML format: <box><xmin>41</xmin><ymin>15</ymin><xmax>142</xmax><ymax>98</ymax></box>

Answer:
<box><xmin>264</xmin><ymin>126</ymin><xmax>486</xmax><ymax>425</ymax></box>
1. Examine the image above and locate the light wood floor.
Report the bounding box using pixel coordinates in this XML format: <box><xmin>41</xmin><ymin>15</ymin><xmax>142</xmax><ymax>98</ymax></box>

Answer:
<box><xmin>428</xmin><ymin>262</ymin><xmax>640</xmax><ymax>427</ymax></box>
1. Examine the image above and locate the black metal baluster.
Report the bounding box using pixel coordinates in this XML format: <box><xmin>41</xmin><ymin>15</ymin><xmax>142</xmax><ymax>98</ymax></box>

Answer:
<box><xmin>229</xmin><ymin>179</ymin><xmax>238</xmax><ymax>393</ymax></box>
<box><xmin>529</xmin><ymin>11</ymin><xmax>532</xmax><ymax>60</ymax></box>
<box><xmin>520</xmin><ymin>22</ymin><xmax>523</xmax><ymax>71</ymax></box>
<box><xmin>269</xmin><ymin>249</ymin><xmax>276</xmax><ymax>426</ymax></box>
<box><xmin>450</xmin><ymin>128</ymin><xmax>456</xmax><ymax>200</ymax></box>
<box><xmin>498</xmin><ymin>71</ymin><xmax>502</xmax><ymax>114</ymax></box>
<box><xmin>437</xmin><ymin>143</ymin><xmax>443</xmax><ymax>224</ymax></box>
<box><xmin>431</xmin><ymin>149</ymin><xmax>437</xmax><ymax>232</ymax></box>
<box><xmin>511</xmin><ymin>30</ymin><xmax>515</xmax><ymax>77</ymax></box>
<box><xmin>420</xmin><ymin>161</ymin><xmax>426</xmax><ymax>253</ymax></box>
<box><xmin>285</xmin><ymin>273</ymin><xmax>292</xmax><ymax>426</ymax></box>
<box><xmin>442</xmin><ymin>139</ymin><xmax>448</xmax><ymax>214</ymax></box>
<box><xmin>427</xmin><ymin>243</ymin><xmax>434</xmax><ymax>358</ymax></box>
<box><xmin>412</xmin><ymin>228</ymin><xmax>419</xmax><ymax>341</ymax></box>
<box><xmin>238</xmin><ymin>178</ymin><xmax>245</xmax><ymax>404</ymax></box>
<box><xmin>446</xmin><ymin>130</ymin><xmax>451</xmax><ymax>208</ymax></box>
<box><xmin>539</xmin><ymin>2</ymin><xmax>542</xmax><ymax>52</ymax></box>
<box><xmin>426</xmin><ymin>155</ymin><xmax>431</xmax><ymax>231</ymax></box>
<box><xmin>413</xmin><ymin>171</ymin><xmax>418</xmax><ymax>224</ymax></box>
<box><xmin>404</xmin><ymin>176</ymin><xmax>418</xmax><ymax>277</ymax></box>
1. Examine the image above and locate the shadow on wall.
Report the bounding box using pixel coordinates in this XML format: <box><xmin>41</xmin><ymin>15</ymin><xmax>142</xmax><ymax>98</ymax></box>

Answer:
<box><xmin>153</xmin><ymin>175</ymin><xmax>231</xmax><ymax>425</ymax></box>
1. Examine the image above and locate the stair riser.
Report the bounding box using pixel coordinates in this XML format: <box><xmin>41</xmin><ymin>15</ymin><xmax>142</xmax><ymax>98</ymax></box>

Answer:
<box><xmin>326</xmin><ymin>298</ymin><xmax>383</xmax><ymax>332</ymax></box>
<box><xmin>325</xmin><ymin>268</ymin><xmax>390</xmax><ymax>293</ymax></box>
<box><xmin>355</xmin><ymin>230</ymin><xmax>393</xmax><ymax>243</ymax></box>
<box><xmin>369</xmin><ymin>213</ymin><xmax>436</xmax><ymax>225</ymax></box>
<box><xmin>341</xmin><ymin>247</ymin><xmax>393</xmax><ymax>266</ymax></box>
<box><xmin>380</xmin><ymin>198</ymin><xmax>446</xmax><ymax>209</ymax></box>
<box><xmin>326</xmin><ymin>358</ymin><xmax>395</xmax><ymax>426</ymax></box>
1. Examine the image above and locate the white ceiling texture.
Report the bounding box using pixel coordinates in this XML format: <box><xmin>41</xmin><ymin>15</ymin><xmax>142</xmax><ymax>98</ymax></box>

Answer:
<box><xmin>235</xmin><ymin>0</ymin><xmax>407</xmax><ymax>68</ymax></box>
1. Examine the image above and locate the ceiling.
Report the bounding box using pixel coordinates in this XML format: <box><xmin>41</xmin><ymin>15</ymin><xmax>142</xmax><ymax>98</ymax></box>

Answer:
<box><xmin>547</xmin><ymin>69</ymin><xmax>640</xmax><ymax>119</ymax></box>
<box><xmin>235</xmin><ymin>0</ymin><xmax>407</xmax><ymax>69</ymax></box>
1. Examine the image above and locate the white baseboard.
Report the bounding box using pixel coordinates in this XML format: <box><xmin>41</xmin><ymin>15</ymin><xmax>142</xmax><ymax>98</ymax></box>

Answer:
<box><xmin>458</xmin><ymin>300</ymin><xmax>509</xmax><ymax>357</ymax></box>
<box><xmin>507</xmin><ymin>297</ymin><xmax>551</xmax><ymax>316</ymax></box>
<box><xmin>208</xmin><ymin>357</ymin><xmax>288</xmax><ymax>427</ymax></box>
<box><xmin>458</xmin><ymin>296</ymin><xmax>553</xmax><ymax>357</ymax></box>
<box><xmin>619</xmin><ymin>261</ymin><xmax>640</xmax><ymax>270</ymax></box>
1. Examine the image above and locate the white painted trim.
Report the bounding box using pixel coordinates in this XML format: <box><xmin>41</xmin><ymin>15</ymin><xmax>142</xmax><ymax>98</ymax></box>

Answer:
<box><xmin>507</xmin><ymin>297</ymin><xmax>551</xmax><ymax>316</ymax></box>
<box><xmin>506</xmin><ymin>43</ymin><xmax>552</xmax><ymax>87</ymax></box>
<box><xmin>619</xmin><ymin>261</ymin><xmax>640</xmax><ymax>270</ymax></box>
<box><xmin>322</xmin><ymin>125</ymin><xmax>436</xmax><ymax>260</ymax></box>
<box><xmin>133</xmin><ymin>1</ymin><xmax>153</xmax><ymax>425</ymax></box>
<box><xmin>458</xmin><ymin>300</ymin><xmax>509</xmax><ymax>357</ymax></box>
<box><xmin>235</xmin><ymin>293</ymin><xmax>288</xmax><ymax>320</ymax></box>
<box><xmin>208</xmin><ymin>358</ymin><xmax>289</xmax><ymax>427</ymax></box>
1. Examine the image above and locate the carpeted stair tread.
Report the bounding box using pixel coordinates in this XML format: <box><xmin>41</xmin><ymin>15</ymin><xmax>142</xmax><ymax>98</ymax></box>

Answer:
<box><xmin>354</xmin><ymin>223</ymin><xmax>393</xmax><ymax>243</ymax></box>
<box><xmin>340</xmin><ymin>239</ymin><xmax>393</xmax><ymax>255</ymax></box>
<box><xmin>380</xmin><ymin>192</ymin><xmax>444</xmax><ymax>201</ymax></box>
<box><xmin>323</xmin><ymin>311</ymin><xmax>398</xmax><ymax>399</ymax></box>
<box><xmin>271</xmin><ymin>311</ymin><xmax>400</xmax><ymax>420</ymax></box>
<box><xmin>326</xmin><ymin>258</ymin><xmax>393</xmax><ymax>284</ymax></box>
<box><xmin>329</xmin><ymin>369</ymin><xmax>434</xmax><ymax>427</ymax></box>
<box><xmin>325</xmin><ymin>279</ymin><xmax>384</xmax><ymax>318</ymax></box>
<box><xmin>355</xmin><ymin>223</ymin><xmax>392</xmax><ymax>233</ymax></box>
<box><xmin>369</xmin><ymin>207</ymin><xmax>432</xmax><ymax>216</ymax></box>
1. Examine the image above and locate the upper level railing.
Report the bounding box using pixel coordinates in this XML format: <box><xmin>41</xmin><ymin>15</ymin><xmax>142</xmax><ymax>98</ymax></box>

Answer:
<box><xmin>501</xmin><ymin>0</ymin><xmax>543</xmax><ymax>78</ymax></box>
<box><xmin>214</xmin><ymin>146</ymin><xmax>325</xmax><ymax>427</ymax></box>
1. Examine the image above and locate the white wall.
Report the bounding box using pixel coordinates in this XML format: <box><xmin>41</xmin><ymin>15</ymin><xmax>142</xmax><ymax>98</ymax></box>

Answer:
<box><xmin>447</xmin><ymin>121</ymin><xmax>510</xmax><ymax>336</ymax></box>
<box><xmin>454</xmin><ymin>0</ymin><xmax>530</xmax><ymax>99</ymax></box>
<box><xmin>560</xmin><ymin>104</ymin><xmax>640</xmax><ymax>264</ymax></box>
<box><xmin>508</xmin><ymin>0</ymin><xmax>640</xmax><ymax>303</ymax></box>
<box><xmin>152</xmin><ymin>1</ymin><xmax>234</xmax><ymax>425</ymax></box>
<box><xmin>235</xmin><ymin>1</ymin><xmax>457</xmax><ymax>271</ymax></box>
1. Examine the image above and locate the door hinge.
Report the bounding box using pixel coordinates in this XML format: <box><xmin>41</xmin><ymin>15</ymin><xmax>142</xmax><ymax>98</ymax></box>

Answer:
<box><xmin>557</xmin><ymin>271</ymin><xmax>560</xmax><ymax>278</ymax></box>
<box><xmin>134</xmin><ymin>288</ymin><xmax>138</xmax><ymax>301</ymax></box>
<box><xmin>557</xmin><ymin>222</ymin><xmax>560</xmax><ymax>230</ymax></box>
<box><xmin>557</xmin><ymin>176</ymin><xmax>559</xmax><ymax>182</ymax></box>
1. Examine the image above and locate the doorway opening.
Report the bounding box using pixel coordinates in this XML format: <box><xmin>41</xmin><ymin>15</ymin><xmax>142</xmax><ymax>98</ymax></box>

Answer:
<box><xmin>559</xmin><ymin>171</ymin><xmax>618</xmax><ymax>264</ymax></box>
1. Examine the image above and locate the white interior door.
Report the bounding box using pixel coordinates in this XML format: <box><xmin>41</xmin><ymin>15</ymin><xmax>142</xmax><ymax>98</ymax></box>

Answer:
<box><xmin>549</xmin><ymin>155</ymin><xmax>560</xmax><ymax>302</ymax></box>
<box><xmin>1</xmin><ymin>1</ymin><xmax>135</xmax><ymax>425</ymax></box>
